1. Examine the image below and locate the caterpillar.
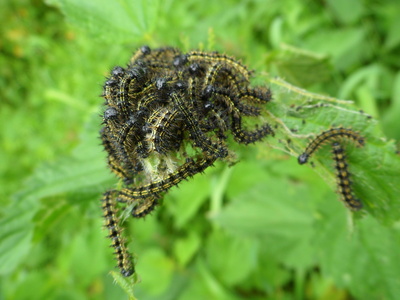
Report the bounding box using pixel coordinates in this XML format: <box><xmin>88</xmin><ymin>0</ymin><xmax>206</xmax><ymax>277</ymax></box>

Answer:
<box><xmin>332</xmin><ymin>142</ymin><xmax>363</xmax><ymax>210</ymax></box>
<box><xmin>187</xmin><ymin>50</ymin><xmax>251</xmax><ymax>80</ymax></box>
<box><xmin>131</xmin><ymin>196</ymin><xmax>159</xmax><ymax>218</ymax></box>
<box><xmin>117</xmin><ymin>156</ymin><xmax>217</xmax><ymax>201</ymax></box>
<box><xmin>298</xmin><ymin>128</ymin><xmax>365</xmax><ymax>210</ymax></box>
<box><xmin>171</xmin><ymin>91</ymin><xmax>229</xmax><ymax>158</ymax></box>
<box><xmin>101</xmin><ymin>191</ymin><xmax>134</xmax><ymax>276</ymax></box>
<box><xmin>298</xmin><ymin>127</ymin><xmax>364</xmax><ymax>165</ymax></box>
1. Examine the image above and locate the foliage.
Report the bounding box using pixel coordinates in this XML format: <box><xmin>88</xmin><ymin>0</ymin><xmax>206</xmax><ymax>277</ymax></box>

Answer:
<box><xmin>1</xmin><ymin>0</ymin><xmax>400</xmax><ymax>299</ymax></box>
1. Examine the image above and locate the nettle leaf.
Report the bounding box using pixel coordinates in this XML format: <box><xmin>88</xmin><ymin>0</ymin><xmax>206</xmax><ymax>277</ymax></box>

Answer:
<box><xmin>181</xmin><ymin>258</ymin><xmax>240</xmax><ymax>300</ymax></box>
<box><xmin>165</xmin><ymin>170</ymin><xmax>211</xmax><ymax>229</ymax></box>
<box><xmin>326</xmin><ymin>0</ymin><xmax>365</xmax><ymax>25</ymax></box>
<box><xmin>211</xmin><ymin>76</ymin><xmax>400</xmax><ymax>298</ymax></box>
<box><xmin>269</xmin><ymin>45</ymin><xmax>332</xmax><ymax>88</ymax></box>
<box><xmin>0</xmin><ymin>198</ymin><xmax>36</xmax><ymax>274</ymax></box>
<box><xmin>213</xmin><ymin>79</ymin><xmax>400</xmax><ymax>298</ymax></box>
<box><xmin>111</xmin><ymin>271</ymin><xmax>138</xmax><ymax>300</ymax></box>
<box><xmin>173</xmin><ymin>232</ymin><xmax>201</xmax><ymax>268</ymax></box>
<box><xmin>303</xmin><ymin>27</ymin><xmax>368</xmax><ymax>71</ymax></box>
<box><xmin>46</xmin><ymin>0</ymin><xmax>160</xmax><ymax>42</ymax></box>
<box><xmin>134</xmin><ymin>248</ymin><xmax>175</xmax><ymax>296</ymax></box>
<box><xmin>32</xmin><ymin>198</ymin><xmax>71</xmax><ymax>242</ymax></box>
<box><xmin>205</xmin><ymin>228</ymin><xmax>259</xmax><ymax>286</ymax></box>
<box><xmin>384</xmin><ymin>15</ymin><xmax>400</xmax><ymax>51</ymax></box>
<box><xmin>263</xmin><ymin>77</ymin><xmax>400</xmax><ymax>224</ymax></box>
<box><xmin>17</xmin><ymin>154</ymin><xmax>112</xmax><ymax>205</ymax></box>
<box><xmin>382</xmin><ymin>71</ymin><xmax>400</xmax><ymax>140</ymax></box>
<box><xmin>314</xmin><ymin>209</ymin><xmax>400</xmax><ymax>299</ymax></box>
<box><xmin>58</xmin><ymin>220</ymin><xmax>108</xmax><ymax>285</ymax></box>
<box><xmin>213</xmin><ymin>173</ymin><xmax>318</xmax><ymax>271</ymax></box>
<box><xmin>0</xmin><ymin>116</ymin><xmax>113</xmax><ymax>275</ymax></box>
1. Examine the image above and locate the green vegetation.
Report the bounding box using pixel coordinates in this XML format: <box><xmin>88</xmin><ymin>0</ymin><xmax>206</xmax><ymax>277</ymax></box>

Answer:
<box><xmin>1</xmin><ymin>0</ymin><xmax>400</xmax><ymax>299</ymax></box>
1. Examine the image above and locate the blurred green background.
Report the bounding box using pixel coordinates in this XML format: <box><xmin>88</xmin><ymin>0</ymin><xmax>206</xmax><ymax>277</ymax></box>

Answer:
<box><xmin>1</xmin><ymin>0</ymin><xmax>400</xmax><ymax>299</ymax></box>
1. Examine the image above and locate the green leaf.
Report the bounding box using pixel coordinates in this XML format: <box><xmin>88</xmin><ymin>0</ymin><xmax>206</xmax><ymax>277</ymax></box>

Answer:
<box><xmin>315</xmin><ymin>212</ymin><xmax>400</xmax><ymax>299</ymax></box>
<box><xmin>32</xmin><ymin>198</ymin><xmax>71</xmax><ymax>242</ymax></box>
<box><xmin>178</xmin><ymin>258</ymin><xmax>240</xmax><ymax>300</ymax></box>
<box><xmin>384</xmin><ymin>16</ymin><xmax>400</xmax><ymax>50</ymax></box>
<box><xmin>0</xmin><ymin>199</ymin><xmax>36</xmax><ymax>274</ymax></box>
<box><xmin>266</xmin><ymin>77</ymin><xmax>400</xmax><ymax>224</ymax></box>
<box><xmin>269</xmin><ymin>45</ymin><xmax>332</xmax><ymax>88</ymax></box>
<box><xmin>14</xmin><ymin>126</ymin><xmax>115</xmax><ymax>207</ymax></box>
<box><xmin>0</xmin><ymin>116</ymin><xmax>114</xmax><ymax>275</ymax></box>
<box><xmin>326</xmin><ymin>0</ymin><xmax>365</xmax><ymax>25</ymax></box>
<box><xmin>47</xmin><ymin>0</ymin><xmax>160</xmax><ymax>42</ymax></box>
<box><xmin>58</xmin><ymin>222</ymin><xmax>108</xmax><ymax>286</ymax></box>
<box><xmin>224</xmin><ymin>161</ymin><xmax>271</xmax><ymax>199</ymax></box>
<box><xmin>214</xmin><ymin>176</ymin><xmax>315</xmax><ymax>237</ymax></box>
<box><xmin>382</xmin><ymin>71</ymin><xmax>400</xmax><ymax>140</ymax></box>
<box><xmin>173</xmin><ymin>232</ymin><xmax>201</xmax><ymax>267</ymax></box>
<box><xmin>214</xmin><ymin>156</ymin><xmax>327</xmax><ymax>274</ymax></box>
<box><xmin>213</xmin><ymin>175</ymin><xmax>317</xmax><ymax>271</ymax></box>
<box><xmin>205</xmin><ymin>228</ymin><xmax>259</xmax><ymax>286</ymax></box>
<box><xmin>338</xmin><ymin>63</ymin><xmax>392</xmax><ymax>104</ymax></box>
<box><xmin>303</xmin><ymin>28</ymin><xmax>368</xmax><ymax>70</ymax></box>
<box><xmin>166</xmin><ymin>171</ymin><xmax>211</xmax><ymax>229</ymax></box>
<box><xmin>244</xmin><ymin>250</ymin><xmax>292</xmax><ymax>294</ymax></box>
<box><xmin>135</xmin><ymin>248</ymin><xmax>175</xmax><ymax>296</ymax></box>
<box><xmin>111</xmin><ymin>271</ymin><xmax>139</xmax><ymax>300</ymax></box>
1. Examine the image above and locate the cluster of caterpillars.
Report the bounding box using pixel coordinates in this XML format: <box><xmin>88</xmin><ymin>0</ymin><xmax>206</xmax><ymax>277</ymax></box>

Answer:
<box><xmin>100</xmin><ymin>46</ymin><xmax>274</xmax><ymax>276</ymax></box>
<box><xmin>100</xmin><ymin>46</ymin><xmax>365</xmax><ymax>277</ymax></box>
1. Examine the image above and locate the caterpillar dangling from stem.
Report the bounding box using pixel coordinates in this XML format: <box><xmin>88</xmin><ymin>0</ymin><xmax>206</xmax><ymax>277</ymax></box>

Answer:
<box><xmin>101</xmin><ymin>191</ymin><xmax>134</xmax><ymax>276</ymax></box>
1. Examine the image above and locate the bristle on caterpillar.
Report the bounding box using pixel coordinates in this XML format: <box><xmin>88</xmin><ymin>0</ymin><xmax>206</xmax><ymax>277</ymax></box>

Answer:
<box><xmin>298</xmin><ymin>127</ymin><xmax>364</xmax><ymax>164</ymax></box>
<box><xmin>102</xmin><ymin>191</ymin><xmax>134</xmax><ymax>277</ymax></box>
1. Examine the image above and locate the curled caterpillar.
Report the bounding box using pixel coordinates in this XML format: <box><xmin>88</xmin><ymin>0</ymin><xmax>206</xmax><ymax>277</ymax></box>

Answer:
<box><xmin>298</xmin><ymin>128</ymin><xmax>365</xmax><ymax>210</ymax></box>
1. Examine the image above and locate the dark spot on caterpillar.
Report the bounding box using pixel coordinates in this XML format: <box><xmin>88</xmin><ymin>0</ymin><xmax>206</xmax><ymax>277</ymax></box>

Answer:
<box><xmin>298</xmin><ymin>153</ymin><xmax>309</xmax><ymax>165</ymax></box>
<box><xmin>103</xmin><ymin>107</ymin><xmax>118</xmax><ymax>120</ymax></box>
<box><xmin>173</xmin><ymin>54</ymin><xmax>188</xmax><ymax>67</ymax></box>
<box><xmin>189</xmin><ymin>62</ymin><xmax>201</xmax><ymax>75</ymax></box>
<box><xmin>140</xmin><ymin>45</ymin><xmax>151</xmax><ymax>55</ymax></box>
<box><xmin>111</xmin><ymin>66</ymin><xmax>124</xmax><ymax>77</ymax></box>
